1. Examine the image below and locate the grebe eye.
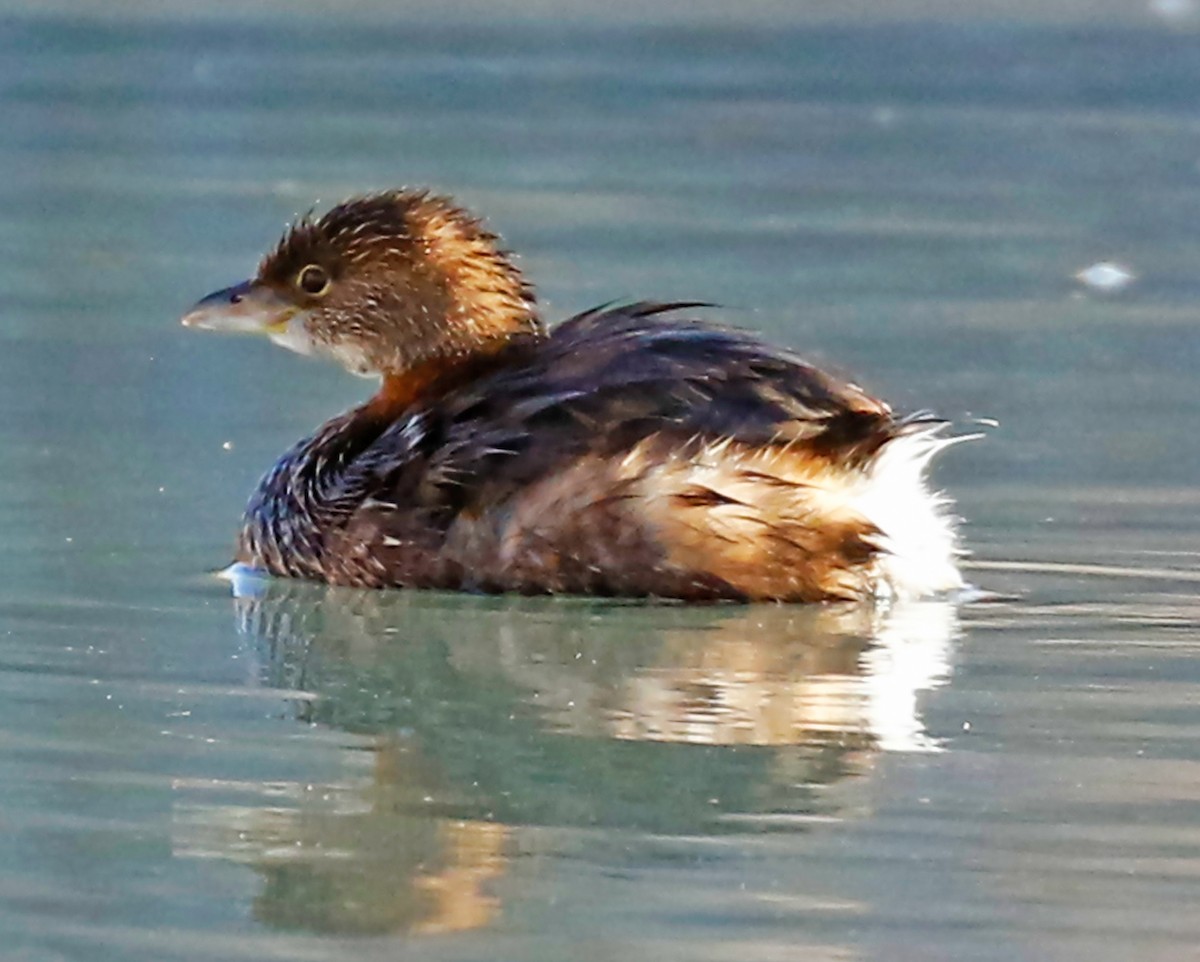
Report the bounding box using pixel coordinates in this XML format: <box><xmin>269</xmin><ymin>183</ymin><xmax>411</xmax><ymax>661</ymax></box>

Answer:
<box><xmin>297</xmin><ymin>264</ymin><xmax>330</xmax><ymax>296</ymax></box>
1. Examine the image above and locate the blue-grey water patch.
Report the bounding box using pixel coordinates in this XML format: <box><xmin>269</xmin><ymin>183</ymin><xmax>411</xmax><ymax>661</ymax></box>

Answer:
<box><xmin>0</xmin><ymin>5</ymin><xmax>1197</xmax><ymax>960</ymax></box>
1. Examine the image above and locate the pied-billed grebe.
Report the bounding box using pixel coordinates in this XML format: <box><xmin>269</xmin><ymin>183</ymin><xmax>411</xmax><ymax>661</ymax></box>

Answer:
<box><xmin>182</xmin><ymin>189</ymin><xmax>966</xmax><ymax>602</ymax></box>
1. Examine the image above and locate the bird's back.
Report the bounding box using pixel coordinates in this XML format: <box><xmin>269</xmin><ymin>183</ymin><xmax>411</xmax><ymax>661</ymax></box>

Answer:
<box><xmin>304</xmin><ymin>303</ymin><xmax>963</xmax><ymax>601</ymax></box>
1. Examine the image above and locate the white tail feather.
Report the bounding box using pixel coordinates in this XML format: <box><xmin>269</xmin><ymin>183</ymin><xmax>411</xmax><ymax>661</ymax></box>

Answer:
<box><xmin>854</xmin><ymin>428</ymin><xmax>972</xmax><ymax>600</ymax></box>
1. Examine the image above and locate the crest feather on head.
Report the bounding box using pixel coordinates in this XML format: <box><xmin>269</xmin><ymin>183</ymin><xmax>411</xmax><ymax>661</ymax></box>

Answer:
<box><xmin>258</xmin><ymin>189</ymin><xmax>538</xmax><ymax>336</ymax></box>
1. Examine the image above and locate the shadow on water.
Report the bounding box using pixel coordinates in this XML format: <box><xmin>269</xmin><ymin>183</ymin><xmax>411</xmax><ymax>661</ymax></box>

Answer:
<box><xmin>173</xmin><ymin>581</ymin><xmax>959</xmax><ymax>936</ymax></box>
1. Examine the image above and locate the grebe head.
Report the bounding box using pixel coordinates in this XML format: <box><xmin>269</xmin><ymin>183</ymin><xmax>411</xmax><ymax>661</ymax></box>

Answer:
<box><xmin>181</xmin><ymin>190</ymin><xmax>541</xmax><ymax>378</ymax></box>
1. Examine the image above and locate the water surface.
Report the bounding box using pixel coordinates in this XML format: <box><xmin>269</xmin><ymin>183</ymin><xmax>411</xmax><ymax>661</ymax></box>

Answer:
<box><xmin>1</xmin><ymin>5</ymin><xmax>1199</xmax><ymax>960</ymax></box>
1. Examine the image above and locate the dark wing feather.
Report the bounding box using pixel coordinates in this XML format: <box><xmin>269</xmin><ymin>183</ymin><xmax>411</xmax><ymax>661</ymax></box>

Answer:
<box><xmin>360</xmin><ymin>302</ymin><xmax>895</xmax><ymax>513</ymax></box>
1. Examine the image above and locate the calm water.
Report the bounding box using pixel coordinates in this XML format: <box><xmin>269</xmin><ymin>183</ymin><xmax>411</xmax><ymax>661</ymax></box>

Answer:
<box><xmin>1</xmin><ymin>4</ymin><xmax>1199</xmax><ymax>960</ymax></box>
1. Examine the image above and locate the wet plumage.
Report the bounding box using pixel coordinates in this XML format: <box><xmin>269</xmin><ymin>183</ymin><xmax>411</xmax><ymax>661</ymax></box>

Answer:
<box><xmin>183</xmin><ymin>190</ymin><xmax>966</xmax><ymax>602</ymax></box>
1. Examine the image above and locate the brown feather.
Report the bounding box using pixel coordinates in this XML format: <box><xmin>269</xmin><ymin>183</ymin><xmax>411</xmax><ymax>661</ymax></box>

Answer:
<box><xmin>201</xmin><ymin>188</ymin><xmax>967</xmax><ymax>603</ymax></box>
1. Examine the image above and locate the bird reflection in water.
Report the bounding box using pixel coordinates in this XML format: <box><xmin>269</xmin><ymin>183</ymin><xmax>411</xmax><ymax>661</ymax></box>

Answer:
<box><xmin>173</xmin><ymin>577</ymin><xmax>959</xmax><ymax>936</ymax></box>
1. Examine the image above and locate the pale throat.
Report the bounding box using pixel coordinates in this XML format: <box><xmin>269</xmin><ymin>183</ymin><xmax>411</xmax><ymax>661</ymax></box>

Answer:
<box><xmin>267</xmin><ymin>312</ymin><xmax>319</xmax><ymax>357</ymax></box>
<box><xmin>265</xmin><ymin>309</ymin><xmax>387</xmax><ymax>378</ymax></box>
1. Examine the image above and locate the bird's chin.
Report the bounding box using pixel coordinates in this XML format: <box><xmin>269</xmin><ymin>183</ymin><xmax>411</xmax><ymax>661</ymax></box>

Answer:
<box><xmin>267</xmin><ymin>319</ymin><xmax>379</xmax><ymax>377</ymax></box>
<box><xmin>265</xmin><ymin>311</ymin><xmax>319</xmax><ymax>357</ymax></box>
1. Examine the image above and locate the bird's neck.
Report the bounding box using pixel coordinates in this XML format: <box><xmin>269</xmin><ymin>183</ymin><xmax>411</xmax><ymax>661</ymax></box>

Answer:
<box><xmin>362</xmin><ymin>356</ymin><xmax>473</xmax><ymax>423</ymax></box>
<box><xmin>363</xmin><ymin>335</ymin><xmax>540</xmax><ymax>423</ymax></box>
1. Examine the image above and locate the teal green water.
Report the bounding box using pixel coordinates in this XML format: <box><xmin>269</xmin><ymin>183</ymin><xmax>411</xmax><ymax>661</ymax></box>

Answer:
<box><xmin>1</xmin><ymin>6</ymin><xmax>1199</xmax><ymax>960</ymax></box>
